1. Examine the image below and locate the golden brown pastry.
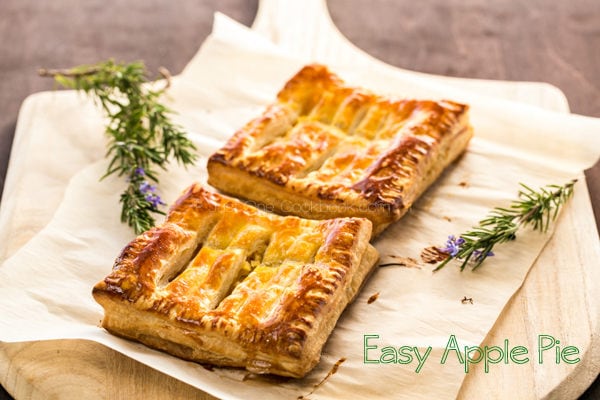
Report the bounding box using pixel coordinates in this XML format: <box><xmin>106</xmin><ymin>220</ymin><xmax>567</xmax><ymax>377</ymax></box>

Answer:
<box><xmin>92</xmin><ymin>184</ymin><xmax>378</xmax><ymax>378</ymax></box>
<box><xmin>207</xmin><ymin>64</ymin><xmax>473</xmax><ymax>235</ymax></box>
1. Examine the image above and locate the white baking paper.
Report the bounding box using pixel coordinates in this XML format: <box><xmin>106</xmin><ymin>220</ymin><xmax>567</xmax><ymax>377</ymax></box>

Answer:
<box><xmin>0</xmin><ymin>13</ymin><xmax>599</xmax><ymax>400</ymax></box>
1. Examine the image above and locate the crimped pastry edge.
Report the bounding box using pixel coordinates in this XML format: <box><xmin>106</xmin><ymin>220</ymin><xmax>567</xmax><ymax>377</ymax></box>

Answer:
<box><xmin>92</xmin><ymin>185</ymin><xmax>379</xmax><ymax>378</ymax></box>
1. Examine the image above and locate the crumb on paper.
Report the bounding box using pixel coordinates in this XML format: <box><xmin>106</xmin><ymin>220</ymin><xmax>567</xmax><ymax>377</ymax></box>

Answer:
<box><xmin>443</xmin><ymin>216</ymin><xmax>452</xmax><ymax>222</ymax></box>
<box><xmin>420</xmin><ymin>246</ymin><xmax>449</xmax><ymax>264</ymax></box>
<box><xmin>367</xmin><ymin>292</ymin><xmax>380</xmax><ymax>304</ymax></box>
<box><xmin>459</xmin><ymin>181</ymin><xmax>469</xmax><ymax>188</ymax></box>
<box><xmin>461</xmin><ymin>296</ymin><xmax>474</xmax><ymax>304</ymax></box>
<box><xmin>381</xmin><ymin>256</ymin><xmax>422</xmax><ymax>269</ymax></box>
<box><xmin>298</xmin><ymin>358</ymin><xmax>346</xmax><ymax>399</ymax></box>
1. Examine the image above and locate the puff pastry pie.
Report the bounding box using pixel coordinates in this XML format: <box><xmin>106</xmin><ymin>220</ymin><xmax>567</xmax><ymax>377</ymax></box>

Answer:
<box><xmin>208</xmin><ymin>64</ymin><xmax>473</xmax><ymax>235</ymax></box>
<box><xmin>93</xmin><ymin>184</ymin><xmax>379</xmax><ymax>378</ymax></box>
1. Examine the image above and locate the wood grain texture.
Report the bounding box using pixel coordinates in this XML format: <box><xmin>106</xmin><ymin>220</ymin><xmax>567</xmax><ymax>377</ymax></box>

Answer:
<box><xmin>457</xmin><ymin>180</ymin><xmax>600</xmax><ymax>400</ymax></box>
<box><xmin>0</xmin><ymin>340</ymin><xmax>214</xmax><ymax>400</ymax></box>
<box><xmin>0</xmin><ymin>1</ymin><xmax>599</xmax><ymax>399</ymax></box>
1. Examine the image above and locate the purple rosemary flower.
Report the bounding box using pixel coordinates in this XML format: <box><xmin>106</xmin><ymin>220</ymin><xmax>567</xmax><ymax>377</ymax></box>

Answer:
<box><xmin>134</xmin><ymin>167</ymin><xmax>145</xmax><ymax>176</ymax></box>
<box><xmin>438</xmin><ymin>235</ymin><xmax>465</xmax><ymax>257</ymax></box>
<box><xmin>144</xmin><ymin>193</ymin><xmax>166</xmax><ymax>208</ymax></box>
<box><xmin>138</xmin><ymin>179</ymin><xmax>164</xmax><ymax>209</ymax></box>
<box><xmin>139</xmin><ymin>181</ymin><xmax>156</xmax><ymax>194</ymax></box>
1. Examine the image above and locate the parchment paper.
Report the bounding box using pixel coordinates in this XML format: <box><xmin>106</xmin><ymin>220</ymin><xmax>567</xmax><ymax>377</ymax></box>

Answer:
<box><xmin>1</xmin><ymin>14</ymin><xmax>599</xmax><ymax>400</ymax></box>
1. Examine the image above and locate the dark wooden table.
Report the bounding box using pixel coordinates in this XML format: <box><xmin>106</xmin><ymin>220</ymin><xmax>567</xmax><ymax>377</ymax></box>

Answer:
<box><xmin>0</xmin><ymin>1</ymin><xmax>598</xmax><ymax>399</ymax></box>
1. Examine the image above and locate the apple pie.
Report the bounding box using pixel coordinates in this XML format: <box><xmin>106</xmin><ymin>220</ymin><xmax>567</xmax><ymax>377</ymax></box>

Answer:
<box><xmin>207</xmin><ymin>64</ymin><xmax>473</xmax><ymax>235</ymax></box>
<box><xmin>92</xmin><ymin>184</ymin><xmax>379</xmax><ymax>378</ymax></box>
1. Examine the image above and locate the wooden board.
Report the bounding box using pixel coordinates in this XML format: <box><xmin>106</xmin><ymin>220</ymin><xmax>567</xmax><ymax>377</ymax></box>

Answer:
<box><xmin>1</xmin><ymin>1</ymin><xmax>598</xmax><ymax>399</ymax></box>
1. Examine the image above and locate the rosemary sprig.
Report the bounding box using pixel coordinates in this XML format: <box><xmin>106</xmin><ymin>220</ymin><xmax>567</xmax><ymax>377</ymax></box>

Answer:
<box><xmin>40</xmin><ymin>59</ymin><xmax>197</xmax><ymax>233</ymax></box>
<box><xmin>434</xmin><ymin>179</ymin><xmax>577</xmax><ymax>272</ymax></box>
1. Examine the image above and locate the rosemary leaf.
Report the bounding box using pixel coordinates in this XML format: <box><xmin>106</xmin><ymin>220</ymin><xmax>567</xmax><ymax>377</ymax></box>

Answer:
<box><xmin>434</xmin><ymin>179</ymin><xmax>577</xmax><ymax>272</ymax></box>
<box><xmin>40</xmin><ymin>59</ymin><xmax>197</xmax><ymax>234</ymax></box>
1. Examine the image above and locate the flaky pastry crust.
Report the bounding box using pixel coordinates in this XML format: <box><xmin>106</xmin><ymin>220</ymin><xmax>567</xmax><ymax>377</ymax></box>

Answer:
<box><xmin>93</xmin><ymin>184</ymin><xmax>378</xmax><ymax>378</ymax></box>
<box><xmin>207</xmin><ymin>64</ymin><xmax>473</xmax><ymax>235</ymax></box>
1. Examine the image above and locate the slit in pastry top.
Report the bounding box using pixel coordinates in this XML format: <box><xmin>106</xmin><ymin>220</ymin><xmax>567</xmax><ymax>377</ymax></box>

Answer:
<box><xmin>93</xmin><ymin>185</ymin><xmax>378</xmax><ymax>378</ymax></box>
<box><xmin>207</xmin><ymin>64</ymin><xmax>473</xmax><ymax>235</ymax></box>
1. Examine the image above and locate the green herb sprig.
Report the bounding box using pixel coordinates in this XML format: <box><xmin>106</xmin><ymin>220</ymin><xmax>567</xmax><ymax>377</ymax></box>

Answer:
<box><xmin>40</xmin><ymin>60</ymin><xmax>197</xmax><ymax>234</ymax></box>
<box><xmin>434</xmin><ymin>179</ymin><xmax>577</xmax><ymax>271</ymax></box>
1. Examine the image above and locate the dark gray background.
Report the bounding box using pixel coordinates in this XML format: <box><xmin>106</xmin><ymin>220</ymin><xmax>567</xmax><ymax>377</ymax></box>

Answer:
<box><xmin>0</xmin><ymin>1</ymin><xmax>598</xmax><ymax>399</ymax></box>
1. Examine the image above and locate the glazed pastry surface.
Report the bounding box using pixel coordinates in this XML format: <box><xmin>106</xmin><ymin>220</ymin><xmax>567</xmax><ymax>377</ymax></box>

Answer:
<box><xmin>93</xmin><ymin>184</ymin><xmax>378</xmax><ymax>378</ymax></box>
<box><xmin>208</xmin><ymin>64</ymin><xmax>473</xmax><ymax>235</ymax></box>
